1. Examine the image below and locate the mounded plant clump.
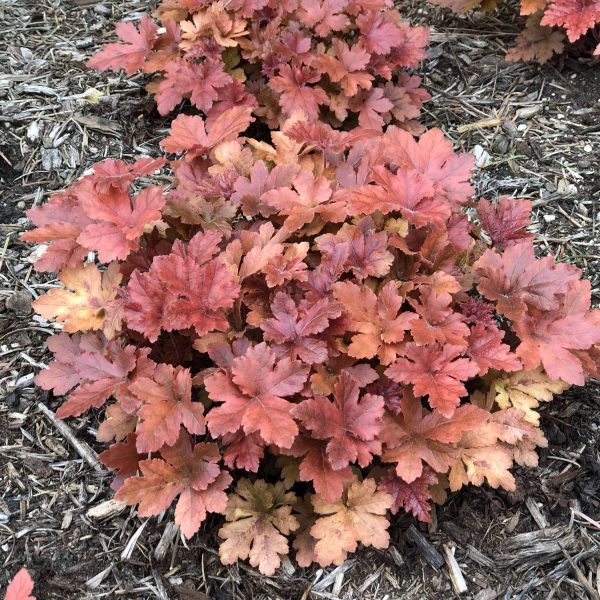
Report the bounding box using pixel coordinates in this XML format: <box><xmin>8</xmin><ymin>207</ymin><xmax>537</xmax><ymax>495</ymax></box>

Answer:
<box><xmin>22</xmin><ymin>0</ymin><xmax>600</xmax><ymax>576</ymax></box>
<box><xmin>88</xmin><ymin>0</ymin><xmax>430</xmax><ymax>131</ymax></box>
<box><xmin>429</xmin><ymin>0</ymin><xmax>600</xmax><ymax>63</ymax></box>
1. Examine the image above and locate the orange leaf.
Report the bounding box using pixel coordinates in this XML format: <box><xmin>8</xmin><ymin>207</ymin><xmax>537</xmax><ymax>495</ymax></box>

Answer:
<box><xmin>218</xmin><ymin>479</ymin><xmax>299</xmax><ymax>575</ymax></box>
<box><xmin>117</xmin><ymin>431</ymin><xmax>230</xmax><ymax>538</ymax></box>
<box><xmin>506</xmin><ymin>18</ymin><xmax>565</xmax><ymax>63</ymax></box>
<box><xmin>33</xmin><ymin>262</ymin><xmax>121</xmax><ymax>335</ymax></box>
<box><xmin>521</xmin><ymin>0</ymin><xmax>548</xmax><ymax>13</ymax></box>
<box><xmin>381</xmin><ymin>389</ymin><xmax>489</xmax><ymax>482</ymax></box>
<box><xmin>310</xmin><ymin>479</ymin><xmax>392</xmax><ymax>567</ymax></box>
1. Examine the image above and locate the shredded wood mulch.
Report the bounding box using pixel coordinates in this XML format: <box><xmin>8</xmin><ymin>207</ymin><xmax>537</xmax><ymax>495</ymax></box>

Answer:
<box><xmin>1</xmin><ymin>1</ymin><xmax>599</xmax><ymax>598</ymax></box>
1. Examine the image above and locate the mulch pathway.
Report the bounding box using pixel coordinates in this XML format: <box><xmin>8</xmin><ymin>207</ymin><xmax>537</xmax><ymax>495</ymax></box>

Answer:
<box><xmin>1</xmin><ymin>1</ymin><xmax>599</xmax><ymax>598</ymax></box>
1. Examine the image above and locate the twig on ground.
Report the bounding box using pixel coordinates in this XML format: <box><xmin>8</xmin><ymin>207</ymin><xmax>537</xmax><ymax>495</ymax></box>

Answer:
<box><xmin>36</xmin><ymin>401</ymin><xmax>105</xmax><ymax>473</ymax></box>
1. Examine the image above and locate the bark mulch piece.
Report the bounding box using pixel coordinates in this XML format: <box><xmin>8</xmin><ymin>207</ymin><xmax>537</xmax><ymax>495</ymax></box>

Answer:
<box><xmin>1</xmin><ymin>0</ymin><xmax>599</xmax><ymax>598</ymax></box>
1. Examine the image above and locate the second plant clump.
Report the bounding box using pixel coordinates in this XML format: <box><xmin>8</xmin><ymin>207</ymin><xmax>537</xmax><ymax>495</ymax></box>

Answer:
<box><xmin>429</xmin><ymin>0</ymin><xmax>600</xmax><ymax>63</ymax></box>
<box><xmin>21</xmin><ymin>0</ymin><xmax>600</xmax><ymax>576</ymax></box>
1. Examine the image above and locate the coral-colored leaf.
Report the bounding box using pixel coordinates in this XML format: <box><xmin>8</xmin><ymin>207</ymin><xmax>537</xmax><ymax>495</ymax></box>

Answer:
<box><xmin>124</xmin><ymin>230</ymin><xmax>239</xmax><ymax>342</ymax></box>
<box><xmin>381</xmin><ymin>127</ymin><xmax>474</xmax><ymax>207</ymax></box>
<box><xmin>334</xmin><ymin>281</ymin><xmax>417</xmax><ymax>364</ymax></box>
<box><xmin>269</xmin><ymin>64</ymin><xmax>328</xmax><ymax>120</ymax></box>
<box><xmin>386</xmin><ymin>343</ymin><xmax>479</xmax><ymax>416</ymax></box>
<box><xmin>262</xmin><ymin>169</ymin><xmax>337</xmax><ymax>231</ymax></box>
<box><xmin>287</xmin><ymin>436</ymin><xmax>355</xmax><ymax>501</ymax></box>
<box><xmin>233</xmin><ymin>161</ymin><xmax>299</xmax><ymax>217</ymax></box>
<box><xmin>263</xmin><ymin>243</ymin><xmax>310</xmax><ymax>288</ymax></box>
<box><xmin>513</xmin><ymin>282</ymin><xmax>600</xmax><ymax>385</ymax></box>
<box><xmin>351</xmin><ymin>87</ymin><xmax>393</xmax><ymax>129</ymax></box>
<box><xmin>506</xmin><ymin>20</ymin><xmax>565</xmax><ymax>63</ymax></box>
<box><xmin>382</xmin><ymin>76</ymin><xmax>430</xmax><ymax>122</ymax></box>
<box><xmin>317</xmin><ymin>217</ymin><xmax>393</xmax><ymax>280</ymax></box>
<box><xmin>345</xmin><ymin>169</ymin><xmax>447</xmax><ymax>227</ymax></box>
<box><xmin>117</xmin><ymin>431</ymin><xmax>230</xmax><ymax>538</ymax></box>
<box><xmin>21</xmin><ymin>189</ymin><xmax>92</xmax><ymax>272</ymax></box>
<box><xmin>466</xmin><ymin>323</ymin><xmax>522</xmax><ymax>375</ymax></box>
<box><xmin>129</xmin><ymin>364</ymin><xmax>205</xmax><ymax>452</ymax></box>
<box><xmin>156</xmin><ymin>58</ymin><xmax>232</xmax><ymax>115</ymax></box>
<box><xmin>474</xmin><ymin>242</ymin><xmax>581</xmax><ymax>321</ymax></box>
<box><xmin>205</xmin><ymin>342</ymin><xmax>308</xmax><ymax>448</ymax></box>
<box><xmin>357</xmin><ymin>11</ymin><xmax>403</xmax><ymax>54</ymax></box>
<box><xmin>313</xmin><ymin>40</ymin><xmax>373</xmax><ymax>96</ymax></box>
<box><xmin>36</xmin><ymin>333</ymin><xmax>153</xmax><ymax>418</ymax></box>
<box><xmin>87</xmin><ymin>16</ymin><xmax>158</xmax><ymax>74</ymax></box>
<box><xmin>292</xmin><ymin>371</ymin><xmax>385</xmax><ymax>470</ymax></box>
<box><xmin>99</xmin><ymin>433</ymin><xmax>144</xmax><ymax>488</ymax></box>
<box><xmin>77</xmin><ymin>185</ymin><xmax>165</xmax><ymax>262</ymax></box>
<box><xmin>541</xmin><ymin>0</ymin><xmax>600</xmax><ymax>41</ymax></box>
<box><xmin>5</xmin><ymin>568</ymin><xmax>35</xmax><ymax>600</ymax></box>
<box><xmin>409</xmin><ymin>288</ymin><xmax>470</xmax><ymax>347</ymax></box>
<box><xmin>296</xmin><ymin>0</ymin><xmax>351</xmax><ymax>36</ymax></box>
<box><xmin>90</xmin><ymin>157</ymin><xmax>165</xmax><ymax>194</ymax></box>
<box><xmin>21</xmin><ymin>158</ymin><xmax>164</xmax><ymax>271</ymax></box>
<box><xmin>477</xmin><ymin>197</ymin><xmax>534</xmax><ymax>249</ymax></box>
<box><xmin>35</xmin><ymin>333</ymin><xmax>88</xmax><ymax>395</ymax></box>
<box><xmin>262</xmin><ymin>292</ymin><xmax>342</xmax><ymax>363</ymax></box>
<box><xmin>96</xmin><ymin>403</ymin><xmax>137</xmax><ymax>443</ymax></box>
<box><xmin>161</xmin><ymin>106</ymin><xmax>254</xmax><ymax>155</ymax></box>
<box><xmin>381</xmin><ymin>389</ymin><xmax>489</xmax><ymax>482</ymax></box>
<box><xmin>222</xmin><ymin>430</ymin><xmax>265</xmax><ymax>471</ymax></box>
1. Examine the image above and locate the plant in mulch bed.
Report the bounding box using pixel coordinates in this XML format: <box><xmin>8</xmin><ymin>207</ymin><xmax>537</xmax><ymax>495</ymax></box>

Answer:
<box><xmin>21</xmin><ymin>0</ymin><xmax>600</xmax><ymax>576</ymax></box>
<box><xmin>87</xmin><ymin>0</ymin><xmax>430</xmax><ymax>131</ymax></box>
<box><xmin>428</xmin><ymin>0</ymin><xmax>600</xmax><ymax>63</ymax></box>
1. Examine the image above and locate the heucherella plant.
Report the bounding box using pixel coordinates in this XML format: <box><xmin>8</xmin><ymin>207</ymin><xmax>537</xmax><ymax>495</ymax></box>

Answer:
<box><xmin>87</xmin><ymin>0</ymin><xmax>431</xmax><ymax>130</ymax></box>
<box><xmin>21</xmin><ymin>0</ymin><xmax>600</xmax><ymax>577</ymax></box>
<box><xmin>429</xmin><ymin>0</ymin><xmax>600</xmax><ymax>62</ymax></box>
<box><xmin>23</xmin><ymin>105</ymin><xmax>600</xmax><ymax>573</ymax></box>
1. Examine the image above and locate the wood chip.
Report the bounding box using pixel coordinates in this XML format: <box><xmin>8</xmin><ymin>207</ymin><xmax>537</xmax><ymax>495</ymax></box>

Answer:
<box><xmin>72</xmin><ymin>112</ymin><xmax>122</xmax><ymax>134</ymax></box>
<box><xmin>456</xmin><ymin>117</ymin><xmax>502</xmax><ymax>133</ymax></box>
<box><xmin>466</xmin><ymin>545</ymin><xmax>495</xmax><ymax>569</ymax></box>
<box><xmin>526</xmin><ymin>497</ymin><xmax>549</xmax><ymax>529</ymax></box>
<box><xmin>37</xmin><ymin>402</ymin><xmax>105</xmax><ymax>473</ymax></box>
<box><xmin>443</xmin><ymin>544</ymin><xmax>468</xmax><ymax>594</ymax></box>
<box><xmin>87</xmin><ymin>499</ymin><xmax>127</xmax><ymax>520</ymax></box>
<box><xmin>497</xmin><ymin>526</ymin><xmax>578</xmax><ymax>571</ymax></box>
<box><xmin>154</xmin><ymin>521</ymin><xmax>179</xmax><ymax>560</ymax></box>
<box><xmin>406</xmin><ymin>524</ymin><xmax>444</xmax><ymax>569</ymax></box>
<box><xmin>560</xmin><ymin>548</ymin><xmax>600</xmax><ymax>600</ymax></box>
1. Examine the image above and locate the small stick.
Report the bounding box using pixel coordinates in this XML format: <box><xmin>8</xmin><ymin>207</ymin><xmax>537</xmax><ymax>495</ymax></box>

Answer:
<box><xmin>560</xmin><ymin>547</ymin><xmax>600</xmax><ymax>600</ymax></box>
<box><xmin>456</xmin><ymin>117</ymin><xmax>502</xmax><ymax>133</ymax></box>
<box><xmin>154</xmin><ymin>521</ymin><xmax>179</xmax><ymax>561</ymax></box>
<box><xmin>37</xmin><ymin>402</ymin><xmax>105</xmax><ymax>473</ymax></box>
<box><xmin>526</xmin><ymin>497</ymin><xmax>549</xmax><ymax>529</ymax></box>
<box><xmin>443</xmin><ymin>544</ymin><xmax>468</xmax><ymax>594</ymax></box>
<box><xmin>406</xmin><ymin>524</ymin><xmax>444</xmax><ymax>569</ymax></box>
<box><xmin>0</xmin><ymin>233</ymin><xmax>11</xmax><ymax>272</ymax></box>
